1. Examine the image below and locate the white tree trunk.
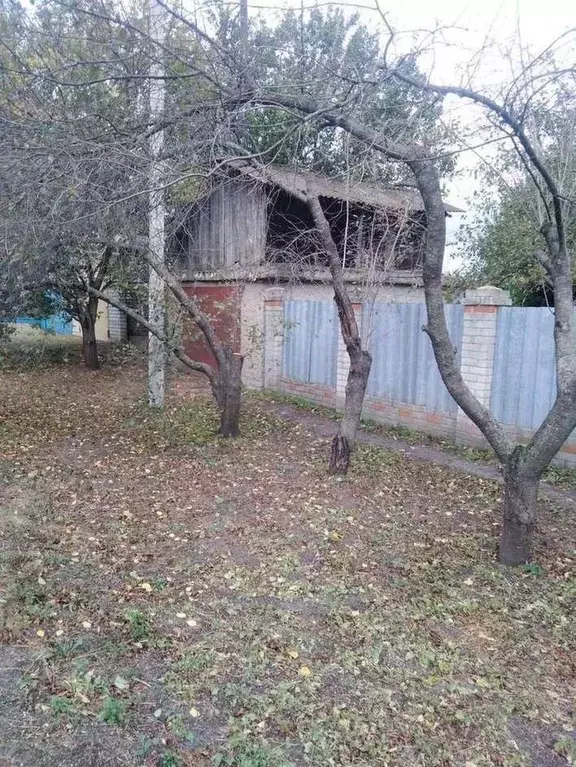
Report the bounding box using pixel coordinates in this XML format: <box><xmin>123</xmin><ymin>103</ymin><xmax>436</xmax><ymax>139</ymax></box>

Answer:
<box><xmin>147</xmin><ymin>0</ymin><xmax>166</xmax><ymax>407</ymax></box>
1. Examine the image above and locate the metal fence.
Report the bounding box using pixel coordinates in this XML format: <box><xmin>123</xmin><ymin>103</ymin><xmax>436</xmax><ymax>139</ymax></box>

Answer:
<box><xmin>280</xmin><ymin>298</ymin><xmax>573</xmax><ymax>437</ymax></box>
<box><xmin>365</xmin><ymin>303</ymin><xmax>464</xmax><ymax>414</ymax></box>
<box><xmin>491</xmin><ymin>306</ymin><xmax>560</xmax><ymax>429</ymax></box>
<box><xmin>282</xmin><ymin>300</ymin><xmax>338</xmax><ymax>386</ymax></box>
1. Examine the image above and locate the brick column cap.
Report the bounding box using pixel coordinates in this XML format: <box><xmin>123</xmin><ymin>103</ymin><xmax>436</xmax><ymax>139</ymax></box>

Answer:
<box><xmin>263</xmin><ymin>287</ymin><xmax>285</xmax><ymax>302</ymax></box>
<box><xmin>462</xmin><ymin>285</ymin><xmax>511</xmax><ymax>306</ymax></box>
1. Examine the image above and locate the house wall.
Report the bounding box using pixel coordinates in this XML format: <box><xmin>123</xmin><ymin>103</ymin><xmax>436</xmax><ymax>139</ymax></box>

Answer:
<box><xmin>182</xmin><ymin>282</ymin><xmax>242</xmax><ymax>368</ymax></box>
<box><xmin>71</xmin><ymin>300</ymin><xmax>110</xmax><ymax>341</ymax></box>
<box><xmin>276</xmin><ymin>282</ymin><xmax>423</xmax><ymax>304</ymax></box>
<box><xmin>240</xmin><ymin>282</ymin><xmax>267</xmax><ymax>389</ymax></box>
<box><xmin>95</xmin><ymin>302</ymin><xmax>109</xmax><ymax>341</ymax></box>
<box><xmin>107</xmin><ymin>300</ymin><xmax>128</xmax><ymax>342</ymax></box>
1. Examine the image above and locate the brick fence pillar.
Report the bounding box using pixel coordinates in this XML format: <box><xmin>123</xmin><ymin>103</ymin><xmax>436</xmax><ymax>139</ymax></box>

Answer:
<box><xmin>335</xmin><ymin>303</ymin><xmax>363</xmax><ymax>408</ymax></box>
<box><xmin>456</xmin><ymin>286</ymin><xmax>511</xmax><ymax>442</ymax></box>
<box><xmin>263</xmin><ymin>288</ymin><xmax>285</xmax><ymax>389</ymax></box>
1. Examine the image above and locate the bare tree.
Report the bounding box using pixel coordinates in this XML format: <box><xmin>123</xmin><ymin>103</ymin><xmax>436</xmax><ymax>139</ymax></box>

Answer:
<box><xmin>91</xmin><ymin>247</ymin><xmax>244</xmax><ymax>436</ymax></box>
<box><xmin>252</xmin><ymin>165</ymin><xmax>373</xmax><ymax>473</ymax></box>
<box><xmin>389</xmin><ymin>67</ymin><xmax>576</xmax><ymax>565</ymax></box>
<box><xmin>235</xmin><ymin>47</ymin><xmax>575</xmax><ymax>563</ymax></box>
<box><xmin>306</xmin><ymin>189</ymin><xmax>372</xmax><ymax>474</ymax></box>
<box><xmin>0</xmin><ymin>0</ymin><xmax>245</xmax><ymax>431</ymax></box>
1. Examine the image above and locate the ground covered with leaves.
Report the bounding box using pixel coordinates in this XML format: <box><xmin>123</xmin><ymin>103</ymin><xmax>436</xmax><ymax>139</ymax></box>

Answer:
<box><xmin>0</xmin><ymin>355</ymin><xmax>574</xmax><ymax>766</ymax></box>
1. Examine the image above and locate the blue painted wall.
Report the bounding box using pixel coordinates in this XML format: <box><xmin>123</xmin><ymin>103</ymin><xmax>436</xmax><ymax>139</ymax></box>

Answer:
<box><xmin>11</xmin><ymin>313</ymin><xmax>73</xmax><ymax>335</ymax></box>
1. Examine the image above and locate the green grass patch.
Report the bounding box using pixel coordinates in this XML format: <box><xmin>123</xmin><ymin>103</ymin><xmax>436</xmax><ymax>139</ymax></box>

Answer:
<box><xmin>99</xmin><ymin>696</ymin><xmax>127</xmax><ymax>726</ymax></box>
<box><xmin>0</xmin><ymin>327</ymin><xmax>83</xmax><ymax>369</ymax></box>
<box><xmin>123</xmin><ymin>609</ymin><xmax>152</xmax><ymax>642</ymax></box>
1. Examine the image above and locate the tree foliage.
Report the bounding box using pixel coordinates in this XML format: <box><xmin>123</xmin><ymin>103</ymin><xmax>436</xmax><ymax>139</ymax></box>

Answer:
<box><xmin>457</xmin><ymin>177</ymin><xmax>576</xmax><ymax>305</ymax></box>
<box><xmin>221</xmin><ymin>6</ymin><xmax>453</xmax><ymax>181</ymax></box>
<box><xmin>457</xmin><ymin>91</ymin><xmax>576</xmax><ymax>305</ymax></box>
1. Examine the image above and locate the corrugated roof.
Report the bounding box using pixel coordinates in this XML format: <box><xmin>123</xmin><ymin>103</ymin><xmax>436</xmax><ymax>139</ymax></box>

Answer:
<box><xmin>222</xmin><ymin>158</ymin><xmax>461</xmax><ymax>213</ymax></box>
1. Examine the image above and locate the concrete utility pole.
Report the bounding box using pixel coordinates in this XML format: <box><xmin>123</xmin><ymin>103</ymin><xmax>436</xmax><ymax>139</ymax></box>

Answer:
<box><xmin>147</xmin><ymin>0</ymin><xmax>167</xmax><ymax>407</ymax></box>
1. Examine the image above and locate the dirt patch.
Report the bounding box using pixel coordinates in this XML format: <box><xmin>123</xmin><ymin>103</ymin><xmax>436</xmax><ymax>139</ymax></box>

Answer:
<box><xmin>508</xmin><ymin>718</ymin><xmax>575</xmax><ymax>767</ymax></box>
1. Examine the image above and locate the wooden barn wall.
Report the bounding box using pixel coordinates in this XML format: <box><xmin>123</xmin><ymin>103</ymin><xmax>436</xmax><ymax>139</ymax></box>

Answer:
<box><xmin>186</xmin><ymin>180</ymin><xmax>267</xmax><ymax>270</ymax></box>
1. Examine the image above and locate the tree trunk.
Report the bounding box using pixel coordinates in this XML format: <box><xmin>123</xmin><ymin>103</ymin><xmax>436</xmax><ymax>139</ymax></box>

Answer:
<box><xmin>499</xmin><ymin>454</ymin><xmax>540</xmax><ymax>565</ymax></box>
<box><xmin>215</xmin><ymin>351</ymin><xmax>243</xmax><ymax>438</ymax></box>
<box><xmin>81</xmin><ymin>317</ymin><xmax>99</xmax><ymax>370</ymax></box>
<box><xmin>329</xmin><ymin>348</ymin><xmax>372</xmax><ymax>475</ymax></box>
<box><xmin>303</xmin><ymin>191</ymin><xmax>373</xmax><ymax>476</ymax></box>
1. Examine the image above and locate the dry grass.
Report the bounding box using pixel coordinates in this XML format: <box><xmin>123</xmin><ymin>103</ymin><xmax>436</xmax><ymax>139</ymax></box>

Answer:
<box><xmin>0</xmin><ymin>356</ymin><xmax>574</xmax><ymax>767</ymax></box>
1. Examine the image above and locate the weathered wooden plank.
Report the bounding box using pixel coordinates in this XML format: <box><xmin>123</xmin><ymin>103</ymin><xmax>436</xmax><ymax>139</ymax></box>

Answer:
<box><xmin>185</xmin><ymin>179</ymin><xmax>267</xmax><ymax>270</ymax></box>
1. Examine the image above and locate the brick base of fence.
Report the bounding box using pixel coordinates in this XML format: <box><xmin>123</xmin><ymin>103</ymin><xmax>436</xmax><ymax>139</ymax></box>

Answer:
<box><xmin>280</xmin><ymin>378</ymin><xmax>337</xmax><ymax>408</ymax></box>
<box><xmin>273</xmin><ymin>378</ymin><xmax>576</xmax><ymax>468</ymax></box>
<box><xmin>363</xmin><ymin>396</ymin><xmax>456</xmax><ymax>441</ymax></box>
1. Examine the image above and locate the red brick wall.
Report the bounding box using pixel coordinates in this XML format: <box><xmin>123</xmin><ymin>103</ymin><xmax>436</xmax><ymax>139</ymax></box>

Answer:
<box><xmin>280</xmin><ymin>379</ymin><xmax>337</xmax><ymax>408</ymax></box>
<box><xmin>363</xmin><ymin>396</ymin><xmax>456</xmax><ymax>440</ymax></box>
<box><xmin>182</xmin><ymin>283</ymin><xmax>242</xmax><ymax>368</ymax></box>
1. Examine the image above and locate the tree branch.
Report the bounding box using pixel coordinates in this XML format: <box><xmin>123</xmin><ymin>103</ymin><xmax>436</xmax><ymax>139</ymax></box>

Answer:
<box><xmin>388</xmin><ymin>69</ymin><xmax>568</xmax><ymax>255</ymax></box>
<box><xmin>407</xmin><ymin>158</ymin><xmax>513</xmax><ymax>461</ymax></box>
<box><xmin>142</xmin><ymin>250</ymin><xmax>229</xmax><ymax>370</ymax></box>
<box><xmin>305</xmin><ymin>187</ymin><xmax>362</xmax><ymax>353</ymax></box>
<box><xmin>86</xmin><ymin>285</ymin><xmax>216</xmax><ymax>382</ymax></box>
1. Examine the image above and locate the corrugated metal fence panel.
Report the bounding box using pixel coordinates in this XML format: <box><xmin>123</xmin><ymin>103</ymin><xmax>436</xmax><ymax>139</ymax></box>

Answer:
<box><xmin>283</xmin><ymin>300</ymin><xmax>338</xmax><ymax>386</ymax></box>
<box><xmin>491</xmin><ymin>307</ymin><xmax>559</xmax><ymax>429</ymax></box>
<box><xmin>366</xmin><ymin>303</ymin><xmax>464</xmax><ymax>414</ymax></box>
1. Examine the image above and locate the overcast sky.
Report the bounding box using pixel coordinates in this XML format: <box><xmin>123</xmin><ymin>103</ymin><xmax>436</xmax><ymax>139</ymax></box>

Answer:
<box><xmin>381</xmin><ymin>0</ymin><xmax>573</xmax><ymax>269</ymax></box>
<box><xmin>375</xmin><ymin>0</ymin><xmax>574</xmax><ymax>269</ymax></box>
<box><xmin>359</xmin><ymin>0</ymin><xmax>573</xmax><ymax>269</ymax></box>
